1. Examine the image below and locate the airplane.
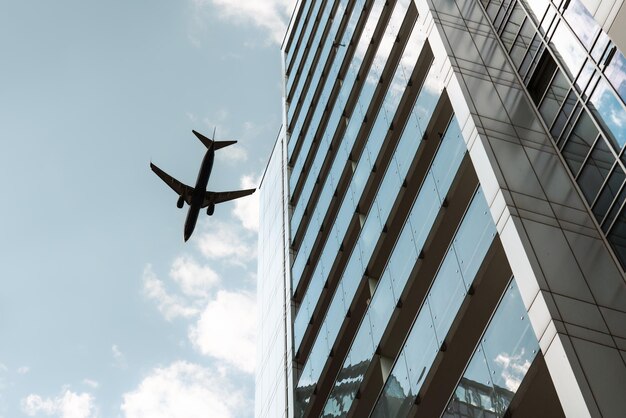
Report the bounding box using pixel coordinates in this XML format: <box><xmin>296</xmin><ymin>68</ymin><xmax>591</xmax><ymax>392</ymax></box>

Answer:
<box><xmin>150</xmin><ymin>129</ymin><xmax>256</xmax><ymax>242</ymax></box>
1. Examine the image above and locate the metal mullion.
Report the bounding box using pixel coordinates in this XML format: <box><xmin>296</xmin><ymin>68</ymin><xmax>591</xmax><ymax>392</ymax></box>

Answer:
<box><xmin>536</xmin><ymin>61</ymin><xmax>559</xmax><ymax>106</ymax></box>
<box><xmin>558</xmin><ymin>106</ymin><xmax>584</xmax><ymax>151</ymax></box>
<box><xmin>604</xmin><ymin>187</ymin><xmax>626</xmax><ymax>235</ymax></box>
<box><xmin>574</xmin><ymin>133</ymin><xmax>601</xmax><ymax>180</ymax></box>
<box><xmin>591</xmin><ymin>159</ymin><xmax>621</xmax><ymax>211</ymax></box>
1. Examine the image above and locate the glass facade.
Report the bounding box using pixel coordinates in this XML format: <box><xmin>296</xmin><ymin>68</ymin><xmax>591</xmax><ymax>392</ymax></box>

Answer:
<box><xmin>258</xmin><ymin>0</ymin><xmax>626</xmax><ymax>417</ymax></box>
<box><xmin>256</xmin><ymin>132</ymin><xmax>290</xmax><ymax>418</ymax></box>
<box><xmin>483</xmin><ymin>0</ymin><xmax>626</xmax><ymax>268</ymax></box>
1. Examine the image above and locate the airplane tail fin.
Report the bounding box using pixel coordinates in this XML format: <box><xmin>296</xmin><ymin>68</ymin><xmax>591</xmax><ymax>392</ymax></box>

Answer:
<box><xmin>192</xmin><ymin>129</ymin><xmax>237</xmax><ymax>150</ymax></box>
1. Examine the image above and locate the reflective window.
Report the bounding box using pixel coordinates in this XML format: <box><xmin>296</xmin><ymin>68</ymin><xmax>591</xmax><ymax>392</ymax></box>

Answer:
<box><xmin>589</xmin><ymin>77</ymin><xmax>626</xmax><ymax>149</ymax></box>
<box><xmin>605</xmin><ymin>49</ymin><xmax>626</xmax><ymax>103</ymax></box>
<box><xmin>538</xmin><ymin>69</ymin><xmax>569</xmax><ymax>124</ymax></box>
<box><xmin>528</xmin><ymin>50</ymin><xmax>558</xmax><ymax>104</ymax></box>
<box><xmin>608</xmin><ymin>206</ymin><xmax>626</xmax><ymax>266</ymax></box>
<box><xmin>444</xmin><ymin>280</ymin><xmax>539</xmax><ymax>418</ymax></box>
<box><xmin>562</xmin><ymin>112</ymin><xmax>599</xmax><ymax>175</ymax></box>
<box><xmin>549</xmin><ymin>21</ymin><xmax>586</xmax><ymax>79</ymax></box>
<box><xmin>501</xmin><ymin>3</ymin><xmax>526</xmax><ymax>52</ymax></box>
<box><xmin>593</xmin><ymin>164</ymin><xmax>625</xmax><ymax>223</ymax></box>
<box><xmin>563</xmin><ymin>0</ymin><xmax>600</xmax><ymax>50</ymax></box>
<box><xmin>577</xmin><ymin>138</ymin><xmax>614</xmax><ymax>203</ymax></box>
<box><xmin>510</xmin><ymin>18</ymin><xmax>534</xmax><ymax>68</ymax></box>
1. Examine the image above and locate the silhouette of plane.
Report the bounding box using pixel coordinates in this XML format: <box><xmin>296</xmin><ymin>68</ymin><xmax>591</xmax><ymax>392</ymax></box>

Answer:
<box><xmin>151</xmin><ymin>129</ymin><xmax>256</xmax><ymax>241</ymax></box>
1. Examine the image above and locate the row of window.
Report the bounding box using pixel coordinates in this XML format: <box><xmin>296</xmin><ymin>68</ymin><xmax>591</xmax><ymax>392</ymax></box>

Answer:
<box><xmin>371</xmin><ymin>185</ymin><xmax>498</xmax><ymax>417</ymax></box>
<box><xmin>295</xmin><ymin>35</ymin><xmax>440</xmax><ymax>416</ymax></box>
<box><xmin>293</xmin><ymin>0</ymin><xmax>418</xmax><ymax>354</ymax></box>
<box><xmin>289</xmin><ymin>0</ymin><xmax>366</xmax><ymax>201</ymax></box>
<box><xmin>287</xmin><ymin>0</ymin><xmax>336</xmax><ymax>125</ymax></box>
<box><xmin>484</xmin><ymin>0</ymin><xmax>626</xmax><ymax>268</ymax></box>
<box><xmin>286</xmin><ymin>0</ymin><xmax>326</xmax><ymax>97</ymax></box>
<box><xmin>322</xmin><ymin>111</ymin><xmax>466</xmax><ymax>417</ymax></box>
<box><xmin>290</xmin><ymin>0</ymin><xmax>399</xmax><ymax>293</ymax></box>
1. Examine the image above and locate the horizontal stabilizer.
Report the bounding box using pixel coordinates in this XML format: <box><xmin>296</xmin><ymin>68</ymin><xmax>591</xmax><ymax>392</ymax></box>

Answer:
<box><xmin>192</xmin><ymin>130</ymin><xmax>237</xmax><ymax>150</ymax></box>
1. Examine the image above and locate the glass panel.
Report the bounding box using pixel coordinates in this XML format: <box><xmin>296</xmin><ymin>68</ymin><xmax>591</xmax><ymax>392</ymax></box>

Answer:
<box><xmin>388</xmin><ymin>226</ymin><xmax>418</xmax><ymax>298</ymax></box>
<box><xmin>549</xmin><ymin>21</ymin><xmax>586</xmax><ymax>79</ymax></box>
<box><xmin>563</xmin><ymin>0</ymin><xmax>600</xmax><ymax>50</ymax></box>
<box><xmin>550</xmin><ymin>89</ymin><xmax>577</xmax><ymax>141</ymax></box>
<box><xmin>588</xmin><ymin>77</ymin><xmax>626</xmax><ymax>149</ymax></box>
<box><xmin>524</xmin><ymin>0</ymin><xmax>550</xmax><ymax>25</ymax></box>
<box><xmin>593</xmin><ymin>164</ymin><xmax>625</xmax><ymax>223</ymax></box>
<box><xmin>481</xmin><ymin>282</ymin><xmax>538</xmax><ymax>399</ymax></box>
<box><xmin>510</xmin><ymin>18</ymin><xmax>534</xmax><ymax>68</ymax></box>
<box><xmin>603</xmin><ymin>185</ymin><xmax>626</xmax><ymax>232</ymax></box>
<box><xmin>369</xmin><ymin>270</ymin><xmax>396</xmax><ymax>342</ymax></box>
<box><xmin>605</xmin><ymin>48</ymin><xmax>626</xmax><ymax>103</ymax></box>
<box><xmin>371</xmin><ymin>352</ymin><xmax>413</xmax><ymax>418</ymax></box>
<box><xmin>501</xmin><ymin>3</ymin><xmax>526</xmax><ymax>52</ymax></box>
<box><xmin>444</xmin><ymin>280</ymin><xmax>539</xmax><ymax>418</ymax></box>
<box><xmin>562</xmin><ymin>112</ymin><xmax>599</xmax><ymax>175</ymax></box>
<box><xmin>403</xmin><ymin>303</ymin><xmax>438</xmax><ymax>394</ymax></box>
<box><xmin>577</xmin><ymin>138</ymin><xmax>614</xmax><ymax>204</ymax></box>
<box><xmin>608</xmin><ymin>206</ymin><xmax>626</xmax><ymax>266</ymax></box>
<box><xmin>409</xmin><ymin>174</ymin><xmax>440</xmax><ymax>250</ymax></box>
<box><xmin>453</xmin><ymin>189</ymin><xmax>497</xmax><ymax>282</ymax></box>
<box><xmin>539</xmin><ymin>69</ymin><xmax>569</xmax><ymax>125</ymax></box>
<box><xmin>427</xmin><ymin>249</ymin><xmax>466</xmax><ymax>342</ymax></box>
<box><xmin>431</xmin><ymin>118</ymin><xmax>466</xmax><ymax>201</ymax></box>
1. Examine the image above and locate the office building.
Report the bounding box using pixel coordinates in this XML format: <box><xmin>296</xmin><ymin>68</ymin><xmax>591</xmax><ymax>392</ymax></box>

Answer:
<box><xmin>257</xmin><ymin>0</ymin><xmax>626</xmax><ymax>416</ymax></box>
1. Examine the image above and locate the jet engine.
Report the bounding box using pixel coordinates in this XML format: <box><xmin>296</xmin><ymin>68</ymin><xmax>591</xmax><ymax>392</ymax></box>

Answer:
<box><xmin>177</xmin><ymin>195</ymin><xmax>184</xmax><ymax>208</ymax></box>
<box><xmin>207</xmin><ymin>203</ymin><xmax>215</xmax><ymax>216</ymax></box>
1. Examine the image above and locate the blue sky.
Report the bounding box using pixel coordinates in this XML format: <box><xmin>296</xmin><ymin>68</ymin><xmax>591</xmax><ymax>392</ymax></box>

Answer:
<box><xmin>0</xmin><ymin>0</ymin><xmax>292</xmax><ymax>416</ymax></box>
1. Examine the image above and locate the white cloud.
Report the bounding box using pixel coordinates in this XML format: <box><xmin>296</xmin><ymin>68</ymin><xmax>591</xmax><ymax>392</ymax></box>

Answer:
<box><xmin>21</xmin><ymin>389</ymin><xmax>97</xmax><ymax>418</ymax></box>
<box><xmin>189</xmin><ymin>290</ymin><xmax>257</xmax><ymax>374</ymax></box>
<box><xmin>233</xmin><ymin>175</ymin><xmax>259</xmax><ymax>232</ymax></box>
<box><xmin>17</xmin><ymin>366</ymin><xmax>30</xmax><ymax>375</ymax></box>
<box><xmin>494</xmin><ymin>350</ymin><xmax>532</xmax><ymax>391</ymax></box>
<box><xmin>82</xmin><ymin>380</ymin><xmax>99</xmax><ymax>390</ymax></box>
<box><xmin>193</xmin><ymin>0</ymin><xmax>293</xmax><ymax>45</ymax></box>
<box><xmin>196</xmin><ymin>221</ymin><xmax>255</xmax><ymax>263</ymax></box>
<box><xmin>170</xmin><ymin>256</ymin><xmax>220</xmax><ymax>297</ymax></box>
<box><xmin>217</xmin><ymin>145</ymin><xmax>248</xmax><ymax>163</ymax></box>
<box><xmin>121</xmin><ymin>361</ymin><xmax>248</xmax><ymax>418</ymax></box>
<box><xmin>112</xmin><ymin>345</ymin><xmax>128</xmax><ymax>370</ymax></box>
<box><xmin>142</xmin><ymin>265</ymin><xmax>201</xmax><ymax>321</ymax></box>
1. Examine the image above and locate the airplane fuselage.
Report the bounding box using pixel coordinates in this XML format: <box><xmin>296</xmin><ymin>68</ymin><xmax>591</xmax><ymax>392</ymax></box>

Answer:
<box><xmin>184</xmin><ymin>146</ymin><xmax>214</xmax><ymax>241</ymax></box>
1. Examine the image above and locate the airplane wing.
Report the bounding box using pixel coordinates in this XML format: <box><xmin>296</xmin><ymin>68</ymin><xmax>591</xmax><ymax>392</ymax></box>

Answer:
<box><xmin>150</xmin><ymin>162</ymin><xmax>194</xmax><ymax>204</ymax></box>
<box><xmin>202</xmin><ymin>188</ymin><xmax>256</xmax><ymax>206</ymax></box>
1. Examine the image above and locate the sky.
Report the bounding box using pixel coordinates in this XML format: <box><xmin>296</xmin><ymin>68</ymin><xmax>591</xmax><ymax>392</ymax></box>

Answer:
<box><xmin>0</xmin><ymin>0</ymin><xmax>294</xmax><ymax>416</ymax></box>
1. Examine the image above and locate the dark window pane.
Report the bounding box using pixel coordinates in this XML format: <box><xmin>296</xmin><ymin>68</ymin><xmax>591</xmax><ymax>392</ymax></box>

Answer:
<box><xmin>608</xmin><ymin>209</ymin><xmax>626</xmax><ymax>269</ymax></box>
<box><xmin>501</xmin><ymin>3</ymin><xmax>526</xmax><ymax>51</ymax></box>
<box><xmin>520</xmin><ymin>35</ymin><xmax>542</xmax><ymax>78</ymax></box>
<box><xmin>494</xmin><ymin>0</ymin><xmax>513</xmax><ymax>29</ymax></box>
<box><xmin>562</xmin><ymin>112</ymin><xmax>599</xmax><ymax>175</ymax></box>
<box><xmin>603</xmin><ymin>186</ymin><xmax>626</xmax><ymax>232</ymax></box>
<box><xmin>528</xmin><ymin>50</ymin><xmax>558</xmax><ymax>104</ymax></box>
<box><xmin>539</xmin><ymin>69</ymin><xmax>569</xmax><ymax>124</ymax></box>
<box><xmin>593</xmin><ymin>164</ymin><xmax>625</xmax><ymax>223</ymax></box>
<box><xmin>550</xmin><ymin>91</ymin><xmax>580</xmax><ymax>140</ymax></box>
<box><xmin>577</xmin><ymin>138</ymin><xmax>614</xmax><ymax>203</ymax></box>
<box><xmin>510</xmin><ymin>18</ymin><xmax>534</xmax><ymax>68</ymax></box>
